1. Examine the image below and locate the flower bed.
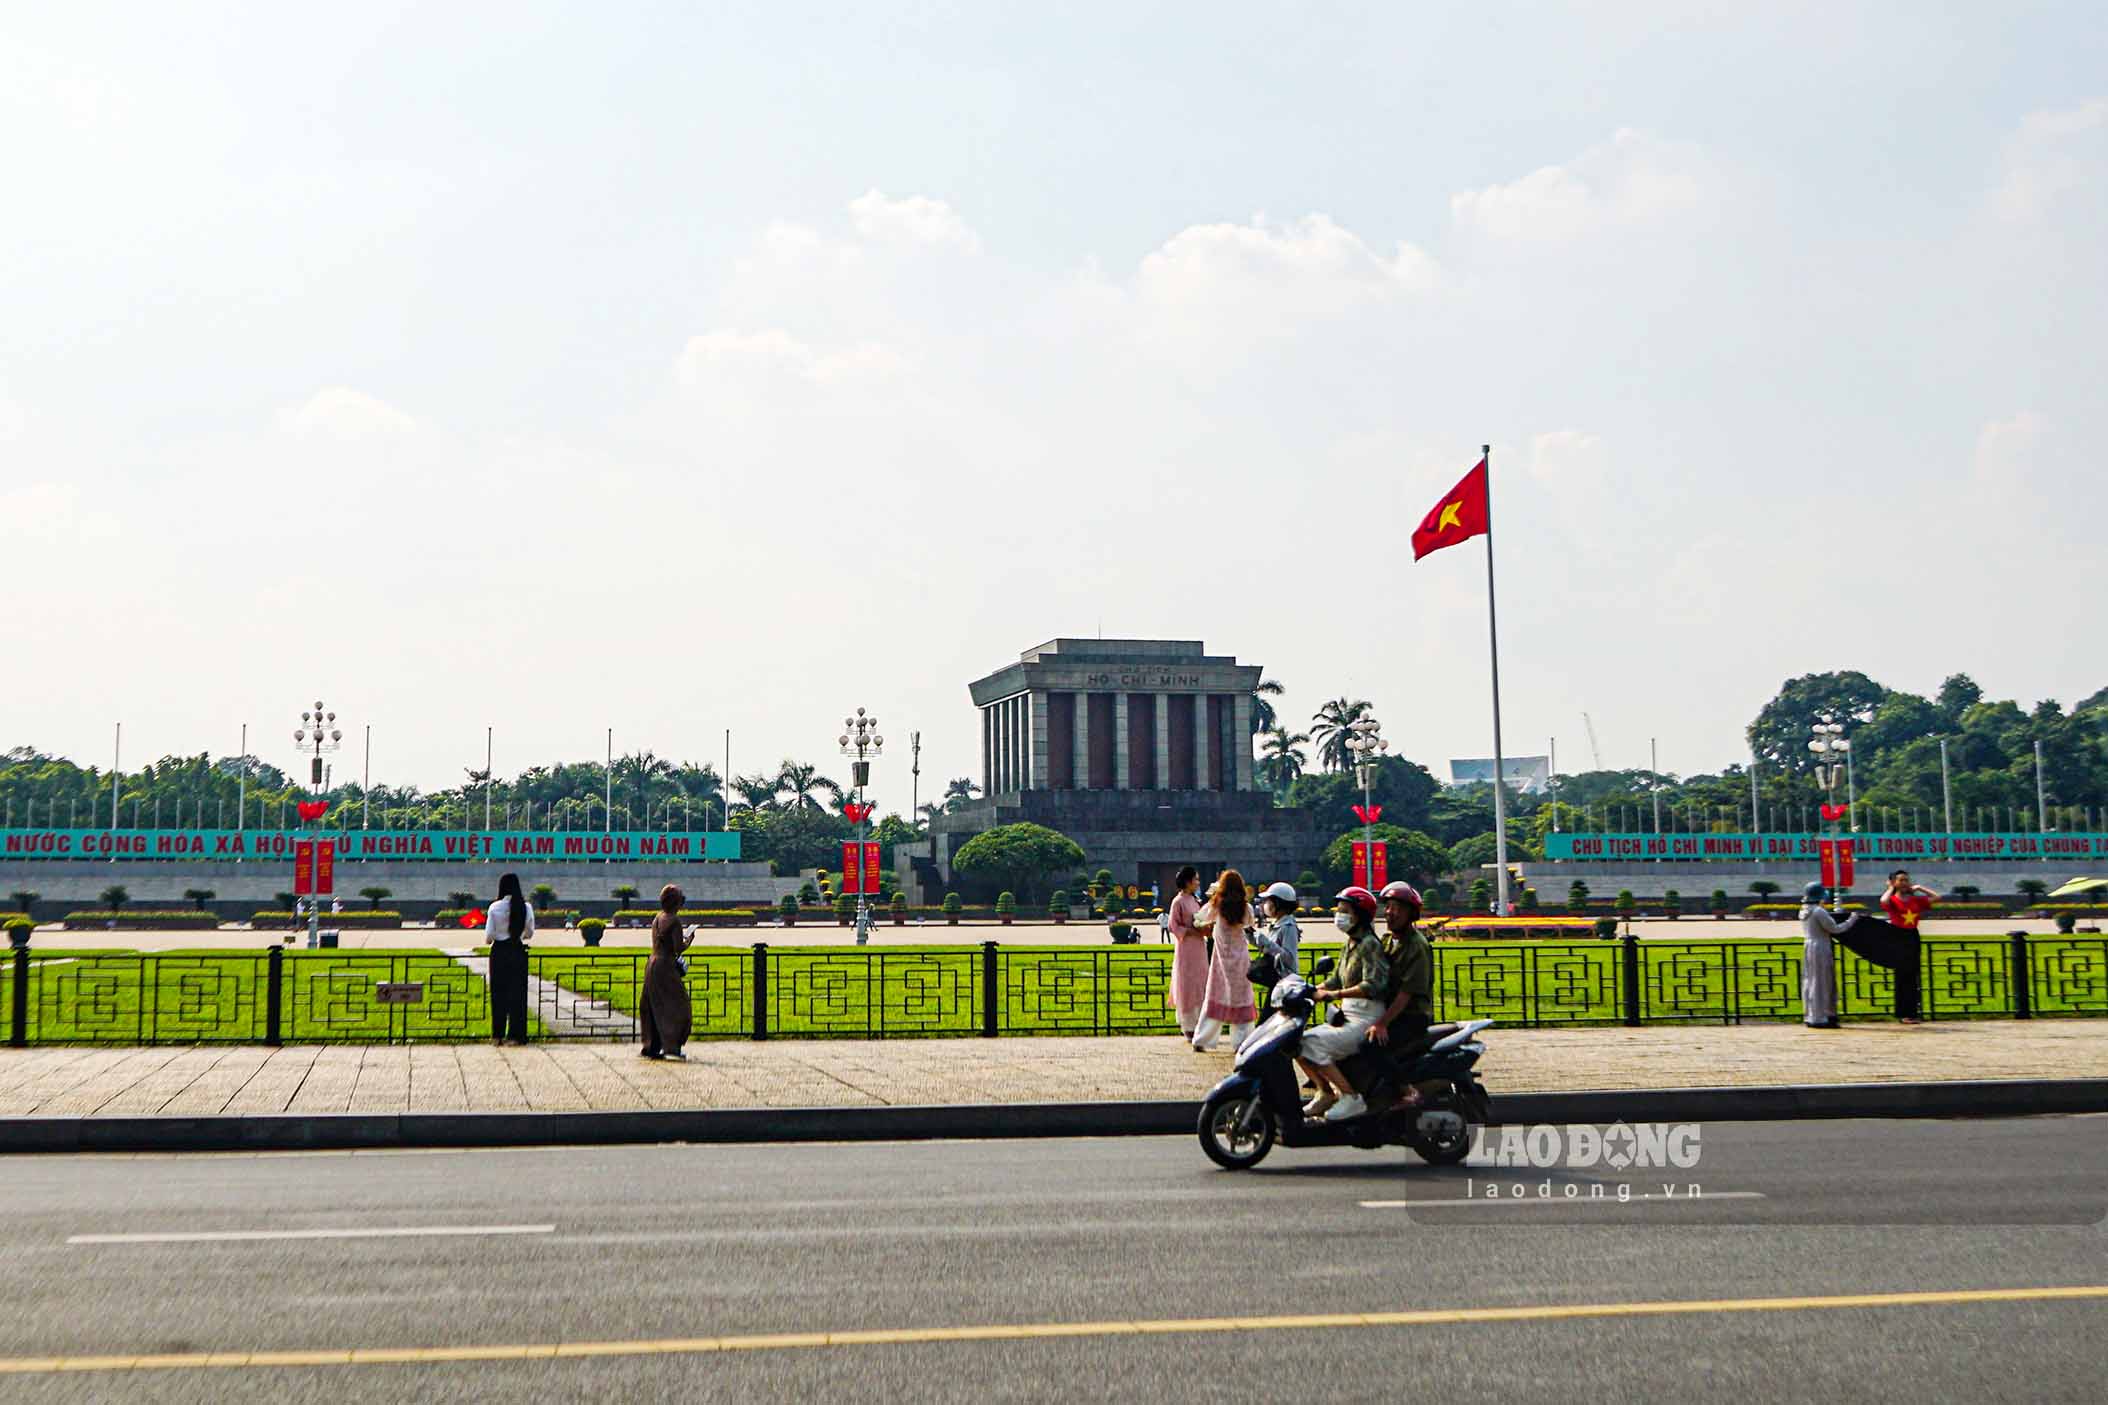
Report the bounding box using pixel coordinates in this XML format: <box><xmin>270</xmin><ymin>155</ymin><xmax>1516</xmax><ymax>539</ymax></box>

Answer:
<box><xmin>610</xmin><ymin>908</ymin><xmax>764</xmax><ymax>927</ymax></box>
<box><xmin>60</xmin><ymin>910</ymin><xmax>219</xmax><ymax>930</ymax></box>
<box><xmin>435</xmin><ymin>908</ymin><xmax>581</xmax><ymax>927</ymax></box>
<box><xmin>250</xmin><ymin>910</ymin><xmax>407</xmax><ymax>928</ymax></box>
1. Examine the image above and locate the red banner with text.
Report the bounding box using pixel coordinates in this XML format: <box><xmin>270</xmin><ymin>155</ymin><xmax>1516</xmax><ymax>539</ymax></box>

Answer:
<box><xmin>1350</xmin><ymin>841</ymin><xmax>1388</xmax><ymax>890</ymax></box>
<box><xmin>862</xmin><ymin>841</ymin><xmax>882</xmax><ymax>894</ymax></box>
<box><xmin>294</xmin><ymin>840</ymin><xmax>314</xmax><ymax>896</ymax></box>
<box><xmin>315</xmin><ymin>840</ymin><xmax>335</xmax><ymax>895</ymax></box>
<box><xmin>841</xmin><ymin>841</ymin><xmax>863</xmax><ymax>896</ymax></box>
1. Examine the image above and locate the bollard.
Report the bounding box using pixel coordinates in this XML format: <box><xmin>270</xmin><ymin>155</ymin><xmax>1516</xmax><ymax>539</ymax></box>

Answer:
<box><xmin>264</xmin><ymin>944</ymin><xmax>284</xmax><ymax>1046</ymax></box>
<box><xmin>981</xmin><ymin>941</ymin><xmax>1000</xmax><ymax>1038</ymax></box>
<box><xmin>2009</xmin><ymin>931</ymin><xmax>2032</xmax><ymax>1019</ymax></box>
<box><xmin>1620</xmin><ymin>930</ymin><xmax>1643</xmax><ymax>1026</ymax></box>
<box><xmin>752</xmin><ymin>942</ymin><xmax>769</xmax><ymax>1041</ymax></box>
<box><xmin>10</xmin><ymin>945</ymin><xmax>27</xmax><ymax>1047</ymax></box>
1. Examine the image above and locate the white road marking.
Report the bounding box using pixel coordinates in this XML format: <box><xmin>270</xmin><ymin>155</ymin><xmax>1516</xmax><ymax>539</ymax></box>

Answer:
<box><xmin>67</xmin><ymin>1223</ymin><xmax>557</xmax><ymax>1244</ymax></box>
<box><xmin>1362</xmin><ymin>1192</ymin><xmax>1766</xmax><ymax>1207</ymax></box>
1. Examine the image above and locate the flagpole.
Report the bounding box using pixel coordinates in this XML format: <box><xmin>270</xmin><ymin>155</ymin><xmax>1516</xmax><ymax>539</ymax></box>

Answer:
<box><xmin>1482</xmin><ymin>443</ymin><xmax>1511</xmax><ymax>915</ymax></box>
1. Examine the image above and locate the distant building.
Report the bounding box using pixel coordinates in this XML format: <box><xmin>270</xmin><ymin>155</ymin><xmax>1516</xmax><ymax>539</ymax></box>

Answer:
<box><xmin>898</xmin><ymin>639</ymin><xmax>1331</xmax><ymax>902</ymax></box>
<box><xmin>1449</xmin><ymin>755</ymin><xmax>1550</xmax><ymax>795</ymax></box>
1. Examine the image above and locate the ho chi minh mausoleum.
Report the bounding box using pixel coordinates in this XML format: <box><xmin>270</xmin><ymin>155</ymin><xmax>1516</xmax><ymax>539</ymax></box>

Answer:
<box><xmin>896</xmin><ymin>639</ymin><xmax>1332</xmax><ymax>902</ymax></box>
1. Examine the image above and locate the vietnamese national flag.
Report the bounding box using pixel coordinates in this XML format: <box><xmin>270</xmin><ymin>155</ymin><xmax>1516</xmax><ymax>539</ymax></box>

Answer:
<box><xmin>1411</xmin><ymin>458</ymin><xmax>1490</xmax><ymax>561</ymax></box>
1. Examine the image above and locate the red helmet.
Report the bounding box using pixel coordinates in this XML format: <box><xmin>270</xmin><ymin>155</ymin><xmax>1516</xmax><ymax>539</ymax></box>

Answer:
<box><xmin>1379</xmin><ymin>881</ymin><xmax>1423</xmax><ymax>919</ymax></box>
<box><xmin>1334</xmin><ymin>886</ymin><xmax>1378</xmax><ymax>920</ymax></box>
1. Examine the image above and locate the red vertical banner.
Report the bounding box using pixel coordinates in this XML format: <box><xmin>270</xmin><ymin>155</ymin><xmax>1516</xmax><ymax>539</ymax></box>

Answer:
<box><xmin>1819</xmin><ymin>840</ymin><xmax>1838</xmax><ymax>888</ymax></box>
<box><xmin>841</xmin><ymin>841</ymin><xmax>863</xmax><ymax>896</ymax></box>
<box><xmin>1369</xmin><ymin>842</ymin><xmax>1388</xmax><ymax>889</ymax></box>
<box><xmin>862</xmin><ymin>841</ymin><xmax>882</xmax><ymax>895</ymax></box>
<box><xmin>1350</xmin><ymin>841</ymin><xmax>1369</xmax><ymax>889</ymax></box>
<box><xmin>1837</xmin><ymin>838</ymin><xmax>1855</xmax><ymax>888</ymax></box>
<box><xmin>316</xmin><ymin>840</ymin><xmax>335</xmax><ymax>895</ymax></box>
<box><xmin>294</xmin><ymin>840</ymin><xmax>315</xmax><ymax>896</ymax></box>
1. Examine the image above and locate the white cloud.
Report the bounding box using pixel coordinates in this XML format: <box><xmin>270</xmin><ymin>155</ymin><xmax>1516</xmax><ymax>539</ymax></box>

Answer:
<box><xmin>847</xmin><ymin>189</ymin><xmax>981</xmax><ymax>252</ymax></box>
<box><xmin>1449</xmin><ymin>129</ymin><xmax>1718</xmax><ymax>243</ymax></box>
<box><xmin>1135</xmin><ymin>213</ymin><xmax>1436</xmax><ymax>306</ymax></box>
<box><xmin>0</xmin><ymin>482</ymin><xmax>121</xmax><ymax>543</ymax></box>
<box><xmin>274</xmin><ymin>387</ymin><xmax>416</xmax><ymax>439</ymax></box>
<box><xmin>1993</xmin><ymin>97</ymin><xmax>2107</xmax><ymax>222</ymax></box>
<box><xmin>1528</xmin><ymin>430</ymin><xmax>1608</xmax><ymax>487</ymax></box>
<box><xmin>1972</xmin><ymin>410</ymin><xmax>2049</xmax><ymax>484</ymax></box>
<box><xmin>674</xmin><ymin>328</ymin><xmax>907</xmax><ymax>390</ymax></box>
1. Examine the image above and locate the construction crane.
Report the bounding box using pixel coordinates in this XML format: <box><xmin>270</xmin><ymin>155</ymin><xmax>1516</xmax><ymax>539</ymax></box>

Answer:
<box><xmin>1581</xmin><ymin>712</ymin><xmax>1604</xmax><ymax>771</ymax></box>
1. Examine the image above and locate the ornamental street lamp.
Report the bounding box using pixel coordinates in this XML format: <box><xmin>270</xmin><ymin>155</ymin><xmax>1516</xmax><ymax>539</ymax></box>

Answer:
<box><xmin>293</xmin><ymin>701</ymin><xmax>344</xmax><ymax>949</ymax></box>
<box><xmin>1808</xmin><ymin>722</ymin><xmax>1852</xmax><ymax>909</ymax></box>
<box><xmin>1344</xmin><ymin>714</ymin><xmax>1387</xmax><ymax>890</ymax></box>
<box><xmin>840</xmin><ymin>708</ymin><xmax>884</xmax><ymax>946</ymax></box>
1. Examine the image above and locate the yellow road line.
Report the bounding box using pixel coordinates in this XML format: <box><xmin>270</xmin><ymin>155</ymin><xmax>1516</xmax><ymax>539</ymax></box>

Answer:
<box><xmin>2</xmin><ymin>1285</ymin><xmax>2103</xmax><ymax>1375</ymax></box>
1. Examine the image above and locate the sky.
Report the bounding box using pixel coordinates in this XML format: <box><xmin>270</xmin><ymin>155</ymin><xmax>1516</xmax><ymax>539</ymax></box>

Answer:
<box><xmin>4</xmin><ymin>2</ymin><xmax>2105</xmax><ymax>817</ymax></box>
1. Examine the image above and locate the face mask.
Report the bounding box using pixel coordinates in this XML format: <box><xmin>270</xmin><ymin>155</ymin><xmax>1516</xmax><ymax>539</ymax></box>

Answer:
<box><xmin>1333</xmin><ymin>912</ymin><xmax>1355</xmax><ymax>932</ymax></box>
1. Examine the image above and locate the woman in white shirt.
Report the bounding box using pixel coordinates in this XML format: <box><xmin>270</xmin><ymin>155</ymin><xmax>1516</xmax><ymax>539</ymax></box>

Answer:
<box><xmin>486</xmin><ymin>872</ymin><xmax>536</xmax><ymax>1045</ymax></box>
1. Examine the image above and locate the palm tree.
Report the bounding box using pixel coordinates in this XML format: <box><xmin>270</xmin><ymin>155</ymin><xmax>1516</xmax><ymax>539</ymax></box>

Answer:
<box><xmin>1310</xmin><ymin>698</ymin><xmax>1371</xmax><ymax>773</ymax></box>
<box><xmin>1251</xmin><ymin>678</ymin><xmax>1285</xmax><ymax>734</ymax></box>
<box><xmin>1256</xmin><ymin>728</ymin><xmax>1311</xmax><ymax>795</ymax></box>
<box><xmin>775</xmin><ymin>761</ymin><xmax>843</xmax><ymax>813</ymax></box>
<box><xmin>731</xmin><ymin>774</ymin><xmax>782</xmax><ymax>812</ymax></box>
<box><xmin>941</xmin><ymin>777</ymin><xmax>981</xmax><ymax>813</ymax></box>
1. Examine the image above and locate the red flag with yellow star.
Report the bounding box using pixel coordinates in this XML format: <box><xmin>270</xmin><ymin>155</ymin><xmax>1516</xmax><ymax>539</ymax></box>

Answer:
<box><xmin>1411</xmin><ymin>457</ymin><xmax>1489</xmax><ymax>561</ymax></box>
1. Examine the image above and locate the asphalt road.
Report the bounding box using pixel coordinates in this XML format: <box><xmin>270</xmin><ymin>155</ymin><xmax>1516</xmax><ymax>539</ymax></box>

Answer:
<box><xmin>2</xmin><ymin>1116</ymin><xmax>2104</xmax><ymax>1402</ymax></box>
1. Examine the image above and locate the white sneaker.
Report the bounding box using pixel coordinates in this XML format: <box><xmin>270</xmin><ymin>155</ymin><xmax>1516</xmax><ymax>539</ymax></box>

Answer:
<box><xmin>1323</xmin><ymin>1094</ymin><xmax>1368</xmax><ymax>1122</ymax></box>
<box><xmin>1302</xmin><ymin>1093</ymin><xmax>1336</xmax><ymax>1117</ymax></box>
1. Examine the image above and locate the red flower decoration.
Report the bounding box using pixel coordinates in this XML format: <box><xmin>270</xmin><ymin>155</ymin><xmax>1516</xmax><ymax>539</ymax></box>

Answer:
<box><xmin>460</xmin><ymin>907</ymin><xmax>486</xmax><ymax>929</ymax></box>
<box><xmin>1819</xmin><ymin>803</ymin><xmax>1849</xmax><ymax>822</ymax></box>
<box><xmin>1351</xmin><ymin>804</ymin><xmax>1384</xmax><ymax>826</ymax></box>
<box><xmin>296</xmin><ymin>800</ymin><xmax>330</xmax><ymax>822</ymax></box>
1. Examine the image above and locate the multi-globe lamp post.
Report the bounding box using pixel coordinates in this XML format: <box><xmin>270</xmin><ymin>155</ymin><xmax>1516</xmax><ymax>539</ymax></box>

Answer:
<box><xmin>1344</xmin><ymin>714</ymin><xmax>1386</xmax><ymax>892</ymax></box>
<box><xmin>839</xmin><ymin>708</ymin><xmax>883</xmax><ymax>946</ymax></box>
<box><xmin>293</xmin><ymin>702</ymin><xmax>343</xmax><ymax>949</ymax></box>
<box><xmin>1808</xmin><ymin>722</ymin><xmax>1851</xmax><ymax>910</ymax></box>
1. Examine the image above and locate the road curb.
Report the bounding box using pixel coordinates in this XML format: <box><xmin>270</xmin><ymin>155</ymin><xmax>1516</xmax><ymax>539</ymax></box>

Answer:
<box><xmin>4</xmin><ymin>1078</ymin><xmax>2104</xmax><ymax>1153</ymax></box>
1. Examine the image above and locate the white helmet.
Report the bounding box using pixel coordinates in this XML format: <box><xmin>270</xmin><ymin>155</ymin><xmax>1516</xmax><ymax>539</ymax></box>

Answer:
<box><xmin>1260</xmin><ymin>881</ymin><xmax>1298</xmax><ymax>906</ymax></box>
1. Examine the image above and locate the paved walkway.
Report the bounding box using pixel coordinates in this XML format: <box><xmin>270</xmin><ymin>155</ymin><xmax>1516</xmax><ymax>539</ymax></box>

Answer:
<box><xmin>2</xmin><ymin>1020</ymin><xmax>2103</xmax><ymax>1118</ymax></box>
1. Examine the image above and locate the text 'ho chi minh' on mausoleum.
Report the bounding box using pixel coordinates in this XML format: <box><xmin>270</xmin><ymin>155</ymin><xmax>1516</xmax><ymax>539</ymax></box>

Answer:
<box><xmin>895</xmin><ymin>639</ymin><xmax>1331</xmax><ymax>904</ymax></box>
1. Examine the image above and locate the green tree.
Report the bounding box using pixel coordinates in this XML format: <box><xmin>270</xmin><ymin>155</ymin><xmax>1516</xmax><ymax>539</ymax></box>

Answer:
<box><xmin>99</xmin><ymin>885</ymin><xmax>128</xmax><ymax>911</ymax></box>
<box><xmin>531</xmin><ymin>884</ymin><xmax>556</xmax><ymax>909</ymax></box>
<box><xmin>941</xmin><ymin>777</ymin><xmax>982</xmax><ymax>813</ymax></box>
<box><xmin>1468</xmin><ymin>877</ymin><xmax>1492</xmax><ymax>911</ymax></box>
<box><xmin>2016</xmin><ymin>878</ymin><xmax>2049</xmax><ymax>905</ymax></box>
<box><xmin>1747</xmin><ymin>671</ymin><xmax>1889</xmax><ymax>771</ymax></box>
<box><xmin>1309</xmin><ymin>698</ymin><xmax>1371</xmax><ymax>773</ymax></box>
<box><xmin>183</xmin><ymin>888</ymin><xmax>216</xmax><ymax>909</ymax></box>
<box><xmin>774</xmin><ymin>760</ymin><xmax>843</xmax><ymax>814</ymax></box>
<box><xmin>951</xmin><ymin>823</ymin><xmax>1087</xmax><ymax>902</ymax></box>
<box><xmin>358</xmin><ymin>886</ymin><xmax>391</xmax><ymax>905</ymax></box>
<box><xmin>7</xmin><ymin>891</ymin><xmax>36</xmax><ymax>917</ymax></box>
<box><xmin>1250</xmin><ymin>678</ymin><xmax>1285</xmax><ymax>734</ymax></box>
<box><xmin>1318</xmin><ymin>825</ymin><xmax>1450</xmax><ymax>888</ymax></box>
<box><xmin>1566</xmin><ymin>880</ymin><xmax>1590</xmax><ymax>914</ymax></box>
<box><xmin>1750</xmin><ymin>880</ymin><xmax>1781</xmax><ymax>900</ymax></box>
<box><xmin>1256</xmin><ymin>728</ymin><xmax>1311</xmax><ymax>797</ymax></box>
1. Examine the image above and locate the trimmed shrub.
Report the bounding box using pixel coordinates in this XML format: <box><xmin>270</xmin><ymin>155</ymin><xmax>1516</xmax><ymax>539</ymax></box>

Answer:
<box><xmin>1592</xmin><ymin>917</ymin><xmax>1618</xmax><ymax>939</ymax></box>
<box><xmin>99</xmin><ymin>885</ymin><xmax>129</xmax><ymax>911</ymax></box>
<box><xmin>1296</xmin><ymin>870</ymin><xmax>1321</xmax><ymax>893</ymax></box>
<box><xmin>1710</xmin><ymin>889</ymin><xmax>1731</xmax><ymax>919</ymax></box>
<box><xmin>1615</xmin><ymin>889</ymin><xmax>1637</xmax><ymax>917</ymax></box>
<box><xmin>251</xmin><ymin>910</ymin><xmax>406</xmax><ymax>928</ymax></box>
<box><xmin>1469</xmin><ymin>877</ymin><xmax>1492</xmax><ymax>912</ymax></box>
<box><xmin>798</xmin><ymin>882</ymin><xmax>820</xmax><ymax>905</ymax></box>
<box><xmin>1749</xmin><ymin>880</ymin><xmax>1781</xmax><ymax>899</ymax></box>
<box><xmin>942</xmin><ymin>893</ymin><xmax>963</xmax><ymax>924</ymax></box>
<box><xmin>1663</xmin><ymin>889</ymin><xmax>1681</xmax><ymax>919</ymax></box>
<box><xmin>611</xmin><ymin>885</ymin><xmax>641</xmax><ymax>906</ymax></box>
<box><xmin>358</xmin><ymin>886</ymin><xmax>393</xmax><ymax>905</ymax></box>
<box><xmin>5</xmin><ymin>915</ymin><xmax>35</xmax><ymax>944</ymax></box>
<box><xmin>1048</xmin><ymin>889</ymin><xmax>1068</xmax><ymax>918</ymax></box>
<box><xmin>834</xmin><ymin>892</ymin><xmax>856</xmax><ymax>923</ymax></box>
<box><xmin>778</xmin><ymin>894</ymin><xmax>800</xmax><ymax>919</ymax></box>
<box><xmin>1519</xmin><ymin>886</ymin><xmax>1539</xmax><ymax>912</ymax></box>
<box><xmin>62</xmin><ymin>910</ymin><xmax>217</xmax><ymax>930</ymax></box>
<box><xmin>578</xmin><ymin>917</ymin><xmax>608</xmax><ymax>946</ymax></box>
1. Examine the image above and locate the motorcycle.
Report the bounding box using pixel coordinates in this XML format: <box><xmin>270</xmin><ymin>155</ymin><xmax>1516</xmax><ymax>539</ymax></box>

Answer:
<box><xmin>1197</xmin><ymin>964</ymin><xmax>1492</xmax><ymax>1171</ymax></box>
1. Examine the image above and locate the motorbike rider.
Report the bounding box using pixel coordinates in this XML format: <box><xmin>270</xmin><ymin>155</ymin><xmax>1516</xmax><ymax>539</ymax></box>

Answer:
<box><xmin>1350</xmin><ymin>880</ymin><xmax>1435</xmax><ymax>1110</ymax></box>
<box><xmin>1295</xmin><ymin>886</ymin><xmax>1389</xmax><ymax>1122</ymax></box>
